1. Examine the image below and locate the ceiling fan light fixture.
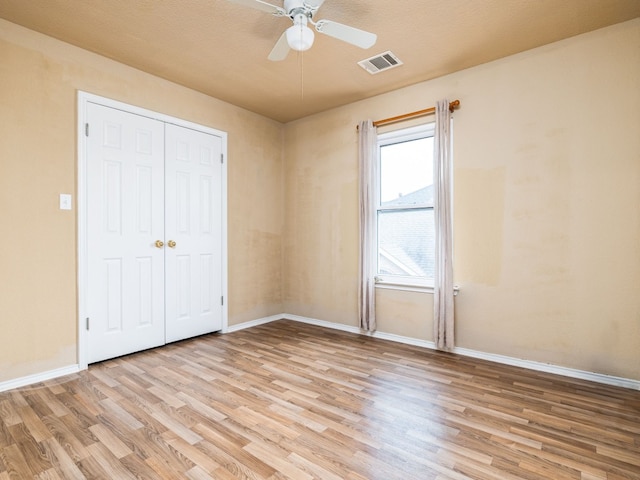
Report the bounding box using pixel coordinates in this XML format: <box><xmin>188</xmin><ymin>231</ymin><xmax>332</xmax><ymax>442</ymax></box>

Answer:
<box><xmin>286</xmin><ymin>13</ymin><xmax>314</xmax><ymax>51</ymax></box>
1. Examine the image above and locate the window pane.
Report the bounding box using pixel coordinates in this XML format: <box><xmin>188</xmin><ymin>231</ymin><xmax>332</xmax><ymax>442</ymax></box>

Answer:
<box><xmin>380</xmin><ymin>137</ymin><xmax>433</xmax><ymax>206</ymax></box>
<box><xmin>377</xmin><ymin>208</ymin><xmax>434</xmax><ymax>278</ymax></box>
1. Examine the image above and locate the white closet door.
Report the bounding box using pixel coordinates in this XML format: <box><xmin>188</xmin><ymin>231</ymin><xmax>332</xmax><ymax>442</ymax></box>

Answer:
<box><xmin>165</xmin><ymin>123</ymin><xmax>223</xmax><ymax>343</ymax></box>
<box><xmin>86</xmin><ymin>103</ymin><xmax>166</xmax><ymax>363</ymax></box>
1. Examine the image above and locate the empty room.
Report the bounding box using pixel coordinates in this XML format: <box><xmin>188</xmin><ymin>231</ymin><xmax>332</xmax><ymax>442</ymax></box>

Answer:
<box><xmin>0</xmin><ymin>1</ymin><xmax>639</xmax><ymax>478</ymax></box>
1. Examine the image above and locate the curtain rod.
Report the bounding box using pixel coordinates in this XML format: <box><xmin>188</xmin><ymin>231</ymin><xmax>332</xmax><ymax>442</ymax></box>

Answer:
<box><xmin>357</xmin><ymin>100</ymin><xmax>460</xmax><ymax>130</ymax></box>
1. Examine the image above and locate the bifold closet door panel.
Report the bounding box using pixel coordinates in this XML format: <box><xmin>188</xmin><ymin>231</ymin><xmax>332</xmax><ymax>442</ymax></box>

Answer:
<box><xmin>164</xmin><ymin>123</ymin><xmax>223</xmax><ymax>343</ymax></box>
<box><xmin>86</xmin><ymin>103</ymin><xmax>166</xmax><ymax>363</ymax></box>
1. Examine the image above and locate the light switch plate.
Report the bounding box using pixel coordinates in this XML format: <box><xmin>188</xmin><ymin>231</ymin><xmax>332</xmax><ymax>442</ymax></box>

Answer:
<box><xmin>59</xmin><ymin>194</ymin><xmax>72</xmax><ymax>210</ymax></box>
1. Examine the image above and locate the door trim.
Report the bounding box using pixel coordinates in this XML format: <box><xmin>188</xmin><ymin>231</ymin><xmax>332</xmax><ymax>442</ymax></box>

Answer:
<box><xmin>77</xmin><ymin>91</ymin><xmax>228</xmax><ymax>370</ymax></box>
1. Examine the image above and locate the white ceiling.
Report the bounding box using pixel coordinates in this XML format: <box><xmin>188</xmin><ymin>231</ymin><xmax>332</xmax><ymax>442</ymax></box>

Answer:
<box><xmin>1</xmin><ymin>0</ymin><xmax>639</xmax><ymax>123</ymax></box>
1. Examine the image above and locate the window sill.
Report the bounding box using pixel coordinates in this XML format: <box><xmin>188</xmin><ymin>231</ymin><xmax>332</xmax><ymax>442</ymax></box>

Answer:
<box><xmin>375</xmin><ymin>282</ymin><xmax>433</xmax><ymax>293</ymax></box>
<box><xmin>374</xmin><ymin>279</ymin><xmax>460</xmax><ymax>295</ymax></box>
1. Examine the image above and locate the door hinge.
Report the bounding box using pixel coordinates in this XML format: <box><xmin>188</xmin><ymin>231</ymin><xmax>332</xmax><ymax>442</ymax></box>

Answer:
<box><xmin>221</xmin><ymin>296</ymin><xmax>224</xmax><ymax>306</ymax></box>
<box><xmin>220</xmin><ymin>153</ymin><xmax>224</xmax><ymax>164</ymax></box>
<box><xmin>86</xmin><ymin>317</ymin><xmax>90</xmax><ymax>330</ymax></box>
<box><xmin>85</xmin><ymin>123</ymin><xmax>89</xmax><ymax>137</ymax></box>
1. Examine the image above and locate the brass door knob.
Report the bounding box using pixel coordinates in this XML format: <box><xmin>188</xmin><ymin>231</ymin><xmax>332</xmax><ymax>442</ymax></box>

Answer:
<box><xmin>168</xmin><ymin>240</ymin><xmax>177</xmax><ymax>248</ymax></box>
<box><xmin>155</xmin><ymin>240</ymin><xmax>164</xmax><ymax>248</ymax></box>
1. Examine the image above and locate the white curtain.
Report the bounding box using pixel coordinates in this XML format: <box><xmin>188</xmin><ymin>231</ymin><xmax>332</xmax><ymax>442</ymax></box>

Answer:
<box><xmin>358</xmin><ymin>120</ymin><xmax>377</xmax><ymax>332</ymax></box>
<box><xmin>433</xmin><ymin>100</ymin><xmax>455</xmax><ymax>350</ymax></box>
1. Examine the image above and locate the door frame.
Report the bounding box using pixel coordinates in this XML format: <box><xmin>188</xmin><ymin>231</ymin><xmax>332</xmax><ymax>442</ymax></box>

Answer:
<box><xmin>77</xmin><ymin>91</ymin><xmax>228</xmax><ymax>370</ymax></box>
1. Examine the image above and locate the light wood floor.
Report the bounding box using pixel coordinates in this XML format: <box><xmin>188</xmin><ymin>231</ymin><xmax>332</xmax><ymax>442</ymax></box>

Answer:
<box><xmin>1</xmin><ymin>320</ymin><xmax>639</xmax><ymax>480</ymax></box>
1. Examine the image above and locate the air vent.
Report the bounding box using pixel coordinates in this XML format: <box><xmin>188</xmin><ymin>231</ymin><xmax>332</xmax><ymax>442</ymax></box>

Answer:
<box><xmin>358</xmin><ymin>51</ymin><xmax>403</xmax><ymax>75</ymax></box>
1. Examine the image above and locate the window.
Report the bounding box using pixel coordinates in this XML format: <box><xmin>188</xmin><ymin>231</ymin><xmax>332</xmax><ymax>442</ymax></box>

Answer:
<box><xmin>376</xmin><ymin>123</ymin><xmax>435</xmax><ymax>289</ymax></box>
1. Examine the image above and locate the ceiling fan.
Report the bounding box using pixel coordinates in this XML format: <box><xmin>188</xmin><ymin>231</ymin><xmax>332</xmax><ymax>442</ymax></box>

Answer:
<box><xmin>227</xmin><ymin>0</ymin><xmax>377</xmax><ymax>61</ymax></box>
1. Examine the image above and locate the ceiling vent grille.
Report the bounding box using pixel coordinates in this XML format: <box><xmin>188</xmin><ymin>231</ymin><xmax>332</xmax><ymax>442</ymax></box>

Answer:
<box><xmin>358</xmin><ymin>51</ymin><xmax>403</xmax><ymax>75</ymax></box>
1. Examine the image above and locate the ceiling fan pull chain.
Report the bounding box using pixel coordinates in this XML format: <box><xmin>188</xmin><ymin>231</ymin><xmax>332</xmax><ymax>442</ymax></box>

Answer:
<box><xmin>299</xmin><ymin>49</ymin><xmax>305</xmax><ymax>102</ymax></box>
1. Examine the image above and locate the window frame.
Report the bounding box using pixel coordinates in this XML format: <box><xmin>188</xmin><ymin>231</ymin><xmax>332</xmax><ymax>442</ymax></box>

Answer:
<box><xmin>374</xmin><ymin>123</ymin><xmax>436</xmax><ymax>292</ymax></box>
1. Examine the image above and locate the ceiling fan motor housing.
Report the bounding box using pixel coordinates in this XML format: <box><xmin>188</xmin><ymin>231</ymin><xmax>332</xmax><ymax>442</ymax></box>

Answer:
<box><xmin>284</xmin><ymin>0</ymin><xmax>315</xmax><ymax>19</ymax></box>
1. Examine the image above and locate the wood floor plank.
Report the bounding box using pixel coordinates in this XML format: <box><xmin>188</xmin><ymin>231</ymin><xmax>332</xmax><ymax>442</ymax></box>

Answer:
<box><xmin>21</xmin><ymin>391</ymin><xmax>55</xmax><ymax>419</ymax></box>
<box><xmin>242</xmin><ymin>440</ymin><xmax>314</xmax><ymax>480</ymax></box>
<box><xmin>132</xmin><ymin>426</ymin><xmax>196</xmax><ymax>474</ymax></box>
<box><xmin>0</xmin><ymin>320</ymin><xmax>638</xmax><ymax>479</ymax></box>
<box><xmin>36</xmin><ymin>388</ymin><xmax>72</xmax><ymax>417</ymax></box>
<box><xmin>17</xmin><ymin>405</ymin><xmax>52</xmax><ymax>443</ymax></box>
<box><xmin>7</xmin><ymin>422</ymin><xmax>53</xmax><ymax>475</ymax></box>
<box><xmin>185</xmin><ymin>464</ymin><xmax>215</xmax><ymax>480</ymax></box>
<box><xmin>151</xmin><ymin>405</ymin><xmax>203</xmax><ymax>445</ymax></box>
<box><xmin>0</xmin><ymin>418</ymin><xmax>11</xmax><ymax>451</ymax></box>
<box><xmin>88</xmin><ymin>423</ymin><xmax>132</xmax><ymax>459</ymax></box>
<box><xmin>117</xmin><ymin>453</ymin><xmax>160</xmax><ymax>480</ymax></box>
<box><xmin>192</xmin><ymin>424</ymin><xmax>277</xmax><ymax>478</ymax></box>
<box><xmin>40</xmin><ymin>414</ymin><xmax>92</xmax><ymax>461</ymax></box>
<box><xmin>144</xmin><ymin>455</ymin><xmax>182</xmax><ymax>480</ymax></box>
<box><xmin>161</xmin><ymin>432</ymin><xmax>222</xmax><ymax>473</ymax></box>
<box><xmin>34</xmin><ymin>467</ymin><xmax>64</xmax><ymax>480</ymax></box>
<box><xmin>287</xmin><ymin>451</ymin><xmax>344</xmax><ymax>480</ymax></box>
<box><xmin>85</xmin><ymin>442</ymin><xmax>137</xmax><ymax>480</ymax></box>
<box><xmin>0</xmin><ymin>400</ymin><xmax>21</xmax><ymax>427</ymax></box>
<box><xmin>99</xmin><ymin>397</ymin><xmax>145</xmax><ymax>431</ymax></box>
<box><xmin>175</xmin><ymin>392</ymin><xmax>228</xmax><ymax>423</ymax></box>
<box><xmin>40</xmin><ymin>436</ymin><xmax>87</xmax><ymax>479</ymax></box>
<box><xmin>1</xmin><ymin>443</ymin><xmax>36</xmax><ymax>478</ymax></box>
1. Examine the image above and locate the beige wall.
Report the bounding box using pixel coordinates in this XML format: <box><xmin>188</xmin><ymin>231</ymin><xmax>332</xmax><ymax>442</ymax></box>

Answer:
<box><xmin>2</xmin><ymin>17</ymin><xmax>639</xmax><ymax>386</ymax></box>
<box><xmin>284</xmin><ymin>19</ymin><xmax>640</xmax><ymax>380</ymax></box>
<box><xmin>0</xmin><ymin>19</ymin><xmax>284</xmax><ymax>382</ymax></box>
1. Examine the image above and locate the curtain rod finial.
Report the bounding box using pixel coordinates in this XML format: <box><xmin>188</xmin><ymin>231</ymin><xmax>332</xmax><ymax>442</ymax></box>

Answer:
<box><xmin>449</xmin><ymin>99</ymin><xmax>460</xmax><ymax>112</ymax></box>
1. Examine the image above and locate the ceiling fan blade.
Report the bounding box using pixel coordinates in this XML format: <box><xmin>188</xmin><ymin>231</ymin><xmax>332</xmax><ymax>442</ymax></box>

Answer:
<box><xmin>268</xmin><ymin>31</ymin><xmax>291</xmax><ymax>61</ymax></box>
<box><xmin>226</xmin><ymin>0</ymin><xmax>285</xmax><ymax>16</ymax></box>
<box><xmin>315</xmin><ymin>20</ymin><xmax>377</xmax><ymax>49</ymax></box>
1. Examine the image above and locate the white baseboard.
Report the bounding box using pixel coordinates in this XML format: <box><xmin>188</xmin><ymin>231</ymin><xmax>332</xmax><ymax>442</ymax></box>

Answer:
<box><xmin>285</xmin><ymin>313</ymin><xmax>439</xmax><ymax>349</ymax></box>
<box><xmin>453</xmin><ymin>347</ymin><xmax>640</xmax><ymax>391</ymax></box>
<box><xmin>0</xmin><ymin>364</ymin><xmax>80</xmax><ymax>394</ymax></box>
<box><xmin>283</xmin><ymin>314</ymin><xmax>362</xmax><ymax>335</ymax></box>
<box><xmin>6</xmin><ymin>316</ymin><xmax>637</xmax><ymax>394</ymax></box>
<box><xmin>229</xmin><ymin>313</ymin><xmax>640</xmax><ymax>391</ymax></box>
<box><xmin>224</xmin><ymin>314</ymin><xmax>284</xmax><ymax>333</ymax></box>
